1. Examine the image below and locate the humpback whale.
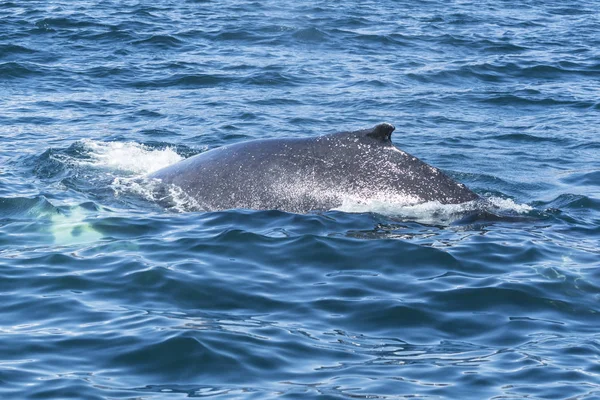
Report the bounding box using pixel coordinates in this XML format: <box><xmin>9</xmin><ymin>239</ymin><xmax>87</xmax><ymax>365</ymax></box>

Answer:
<box><xmin>148</xmin><ymin>123</ymin><xmax>479</xmax><ymax>213</ymax></box>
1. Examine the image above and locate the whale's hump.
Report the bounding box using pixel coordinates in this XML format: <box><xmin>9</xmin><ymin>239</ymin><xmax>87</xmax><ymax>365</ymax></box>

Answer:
<box><xmin>366</xmin><ymin>123</ymin><xmax>395</xmax><ymax>142</ymax></box>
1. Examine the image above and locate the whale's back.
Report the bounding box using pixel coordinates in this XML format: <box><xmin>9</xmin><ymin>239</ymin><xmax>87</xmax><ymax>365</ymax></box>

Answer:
<box><xmin>149</xmin><ymin>124</ymin><xmax>479</xmax><ymax>212</ymax></box>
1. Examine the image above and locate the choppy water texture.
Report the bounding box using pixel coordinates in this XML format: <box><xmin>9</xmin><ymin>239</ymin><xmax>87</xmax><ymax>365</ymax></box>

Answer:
<box><xmin>1</xmin><ymin>1</ymin><xmax>600</xmax><ymax>399</ymax></box>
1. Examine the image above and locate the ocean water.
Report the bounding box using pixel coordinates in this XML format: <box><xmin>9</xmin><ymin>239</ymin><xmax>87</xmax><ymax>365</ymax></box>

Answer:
<box><xmin>1</xmin><ymin>0</ymin><xmax>599</xmax><ymax>398</ymax></box>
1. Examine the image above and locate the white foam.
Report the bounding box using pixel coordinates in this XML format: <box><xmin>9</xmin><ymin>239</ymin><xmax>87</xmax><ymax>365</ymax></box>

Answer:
<box><xmin>334</xmin><ymin>194</ymin><xmax>532</xmax><ymax>223</ymax></box>
<box><xmin>334</xmin><ymin>195</ymin><xmax>479</xmax><ymax>224</ymax></box>
<box><xmin>79</xmin><ymin>139</ymin><xmax>183</xmax><ymax>175</ymax></box>
<box><xmin>486</xmin><ymin>196</ymin><xmax>533</xmax><ymax>213</ymax></box>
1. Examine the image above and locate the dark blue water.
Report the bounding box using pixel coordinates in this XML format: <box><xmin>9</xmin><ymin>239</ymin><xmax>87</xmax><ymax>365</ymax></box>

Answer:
<box><xmin>1</xmin><ymin>1</ymin><xmax>599</xmax><ymax>398</ymax></box>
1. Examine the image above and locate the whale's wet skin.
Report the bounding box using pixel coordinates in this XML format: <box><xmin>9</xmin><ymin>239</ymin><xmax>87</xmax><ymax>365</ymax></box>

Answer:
<box><xmin>149</xmin><ymin>123</ymin><xmax>479</xmax><ymax>213</ymax></box>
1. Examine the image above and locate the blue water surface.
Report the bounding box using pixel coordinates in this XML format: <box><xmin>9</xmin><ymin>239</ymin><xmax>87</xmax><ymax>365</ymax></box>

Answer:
<box><xmin>1</xmin><ymin>1</ymin><xmax>599</xmax><ymax>399</ymax></box>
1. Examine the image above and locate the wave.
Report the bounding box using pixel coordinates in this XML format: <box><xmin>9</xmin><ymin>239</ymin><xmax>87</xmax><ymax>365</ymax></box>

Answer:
<box><xmin>0</xmin><ymin>44</ymin><xmax>37</xmax><ymax>58</ymax></box>
<box><xmin>537</xmin><ymin>193</ymin><xmax>600</xmax><ymax>211</ymax></box>
<box><xmin>129</xmin><ymin>73</ymin><xmax>234</xmax><ymax>89</ymax></box>
<box><xmin>128</xmin><ymin>69</ymin><xmax>308</xmax><ymax>89</ymax></box>
<box><xmin>211</xmin><ymin>29</ymin><xmax>263</xmax><ymax>42</ymax></box>
<box><xmin>34</xmin><ymin>17</ymin><xmax>108</xmax><ymax>30</ymax></box>
<box><xmin>406</xmin><ymin>60</ymin><xmax>600</xmax><ymax>86</ymax></box>
<box><xmin>131</xmin><ymin>34</ymin><xmax>185</xmax><ymax>48</ymax></box>
<box><xmin>481</xmin><ymin>94</ymin><xmax>595</xmax><ymax>108</ymax></box>
<box><xmin>291</xmin><ymin>27</ymin><xmax>330</xmax><ymax>43</ymax></box>
<box><xmin>558</xmin><ymin>170</ymin><xmax>600</xmax><ymax>187</ymax></box>
<box><xmin>0</xmin><ymin>196</ymin><xmax>57</xmax><ymax>219</ymax></box>
<box><xmin>0</xmin><ymin>62</ymin><xmax>44</xmax><ymax>78</ymax></box>
<box><xmin>242</xmin><ymin>71</ymin><xmax>305</xmax><ymax>87</ymax></box>
<box><xmin>490</xmin><ymin>132</ymin><xmax>568</xmax><ymax>144</ymax></box>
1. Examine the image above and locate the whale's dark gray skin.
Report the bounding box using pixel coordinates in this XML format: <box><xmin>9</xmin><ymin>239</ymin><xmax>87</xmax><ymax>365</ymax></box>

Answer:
<box><xmin>148</xmin><ymin>123</ymin><xmax>479</xmax><ymax>213</ymax></box>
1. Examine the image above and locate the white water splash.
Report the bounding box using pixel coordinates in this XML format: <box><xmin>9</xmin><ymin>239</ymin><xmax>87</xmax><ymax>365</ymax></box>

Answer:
<box><xmin>335</xmin><ymin>196</ymin><xmax>478</xmax><ymax>223</ymax></box>
<box><xmin>79</xmin><ymin>139</ymin><xmax>183</xmax><ymax>174</ymax></box>
<box><xmin>486</xmin><ymin>196</ymin><xmax>533</xmax><ymax>213</ymax></box>
<box><xmin>334</xmin><ymin>194</ymin><xmax>532</xmax><ymax>223</ymax></box>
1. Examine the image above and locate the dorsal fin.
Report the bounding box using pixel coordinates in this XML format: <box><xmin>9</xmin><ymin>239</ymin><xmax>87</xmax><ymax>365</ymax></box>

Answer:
<box><xmin>366</xmin><ymin>123</ymin><xmax>395</xmax><ymax>142</ymax></box>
